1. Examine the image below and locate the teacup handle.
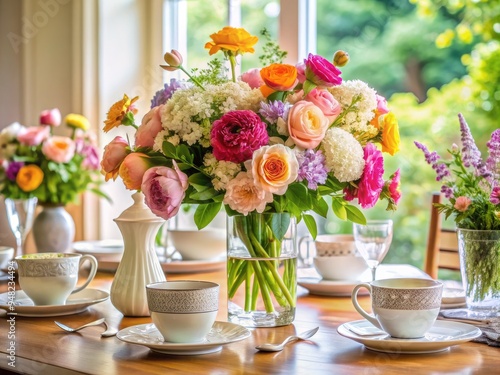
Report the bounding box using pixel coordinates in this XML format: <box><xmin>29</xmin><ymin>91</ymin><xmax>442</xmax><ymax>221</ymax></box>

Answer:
<box><xmin>72</xmin><ymin>254</ymin><xmax>98</xmax><ymax>294</ymax></box>
<box><xmin>298</xmin><ymin>235</ymin><xmax>313</xmax><ymax>267</ymax></box>
<box><xmin>351</xmin><ymin>283</ymin><xmax>382</xmax><ymax>330</ymax></box>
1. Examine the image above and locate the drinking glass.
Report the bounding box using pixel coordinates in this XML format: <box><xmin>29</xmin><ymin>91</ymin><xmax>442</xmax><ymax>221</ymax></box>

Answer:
<box><xmin>4</xmin><ymin>197</ymin><xmax>38</xmax><ymax>258</ymax></box>
<box><xmin>353</xmin><ymin>219</ymin><xmax>393</xmax><ymax>281</ymax></box>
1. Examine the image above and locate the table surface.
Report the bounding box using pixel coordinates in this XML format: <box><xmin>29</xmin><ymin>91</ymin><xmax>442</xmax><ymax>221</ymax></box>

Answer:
<box><xmin>0</xmin><ymin>264</ymin><xmax>498</xmax><ymax>375</ymax></box>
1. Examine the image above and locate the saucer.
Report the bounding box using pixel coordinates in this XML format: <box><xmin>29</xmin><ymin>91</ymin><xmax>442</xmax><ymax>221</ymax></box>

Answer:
<box><xmin>0</xmin><ymin>288</ymin><xmax>109</xmax><ymax>317</ymax></box>
<box><xmin>116</xmin><ymin>321</ymin><xmax>251</xmax><ymax>355</ymax></box>
<box><xmin>298</xmin><ymin>264</ymin><xmax>430</xmax><ymax>297</ymax></box>
<box><xmin>338</xmin><ymin>319</ymin><xmax>481</xmax><ymax>354</ymax></box>
<box><xmin>97</xmin><ymin>257</ymin><xmax>226</xmax><ymax>274</ymax></box>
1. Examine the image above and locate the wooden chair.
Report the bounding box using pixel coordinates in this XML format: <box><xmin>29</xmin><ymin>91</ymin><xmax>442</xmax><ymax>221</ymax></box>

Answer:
<box><xmin>424</xmin><ymin>192</ymin><xmax>461</xmax><ymax>279</ymax></box>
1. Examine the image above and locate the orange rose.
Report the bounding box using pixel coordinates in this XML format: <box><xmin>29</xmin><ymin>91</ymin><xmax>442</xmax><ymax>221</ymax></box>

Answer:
<box><xmin>380</xmin><ymin>112</ymin><xmax>400</xmax><ymax>156</ymax></box>
<box><xmin>260</xmin><ymin>64</ymin><xmax>298</xmax><ymax>91</ymax></box>
<box><xmin>250</xmin><ymin>144</ymin><xmax>299</xmax><ymax>195</ymax></box>
<box><xmin>204</xmin><ymin>27</ymin><xmax>258</xmax><ymax>56</ymax></box>
<box><xmin>16</xmin><ymin>165</ymin><xmax>44</xmax><ymax>192</ymax></box>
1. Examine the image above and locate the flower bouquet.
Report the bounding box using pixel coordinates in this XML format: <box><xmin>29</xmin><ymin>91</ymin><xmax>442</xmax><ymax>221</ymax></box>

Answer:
<box><xmin>415</xmin><ymin>114</ymin><xmax>500</xmax><ymax>309</ymax></box>
<box><xmin>101</xmin><ymin>26</ymin><xmax>401</xmax><ymax>325</ymax></box>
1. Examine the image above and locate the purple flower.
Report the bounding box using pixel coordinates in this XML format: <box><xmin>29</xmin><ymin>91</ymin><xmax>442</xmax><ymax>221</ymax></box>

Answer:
<box><xmin>441</xmin><ymin>185</ymin><xmax>454</xmax><ymax>199</ymax></box>
<box><xmin>414</xmin><ymin>141</ymin><xmax>450</xmax><ymax>181</ymax></box>
<box><xmin>151</xmin><ymin>79</ymin><xmax>184</xmax><ymax>108</ymax></box>
<box><xmin>486</xmin><ymin>129</ymin><xmax>500</xmax><ymax>180</ymax></box>
<box><xmin>6</xmin><ymin>161</ymin><xmax>24</xmax><ymax>181</ymax></box>
<box><xmin>259</xmin><ymin>100</ymin><xmax>289</xmax><ymax>124</ymax></box>
<box><xmin>490</xmin><ymin>186</ymin><xmax>500</xmax><ymax>205</ymax></box>
<box><xmin>459</xmin><ymin>113</ymin><xmax>491</xmax><ymax>179</ymax></box>
<box><xmin>81</xmin><ymin>144</ymin><xmax>100</xmax><ymax>170</ymax></box>
<box><xmin>296</xmin><ymin>149</ymin><xmax>328</xmax><ymax>190</ymax></box>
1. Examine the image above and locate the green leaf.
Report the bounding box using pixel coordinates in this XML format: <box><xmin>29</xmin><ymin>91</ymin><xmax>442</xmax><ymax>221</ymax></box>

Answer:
<box><xmin>345</xmin><ymin>205</ymin><xmax>366</xmax><ymax>224</ymax></box>
<box><xmin>302</xmin><ymin>80</ymin><xmax>317</xmax><ymax>96</ymax></box>
<box><xmin>194</xmin><ymin>202</ymin><xmax>222</xmax><ymax>229</ymax></box>
<box><xmin>189</xmin><ymin>173</ymin><xmax>212</xmax><ymax>191</ymax></box>
<box><xmin>311</xmin><ymin>196</ymin><xmax>329</xmax><ymax>218</ymax></box>
<box><xmin>270</xmin><ymin>213</ymin><xmax>291</xmax><ymax>240</ymax></box>
<box><xmin>189</xmin><ymin>187</ymin><xmax>218</xmax><ymax>200</ymax></box>
<box><xmin>177</xmin><ymin>144</ymin><xmax>193</xmax><ymax>163</ymax></box>
<box><xmin>303</xmin><ymin>214</ymin><xmax>318</xmax><ymax>239</ymax></box>
<box><xmin>162</xmin><ymin>141</ymin><xmax>177</xmax><ymax>158</ymax></box>
<box><xmin>331</xmin><ymin>198</ymin><xmax>347</xmax><ymax>220</ymax></box>
<box><xmin>285</xmin><ymin>183</ymin><xmax>310</xmax><ymax>210</ymax></box>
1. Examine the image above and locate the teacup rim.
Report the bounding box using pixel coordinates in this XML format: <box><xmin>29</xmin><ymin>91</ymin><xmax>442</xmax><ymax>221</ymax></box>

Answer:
<box><xmin>370</xmin><ymin>278</ymin><xmax>442</xmax><ymax>289</ymax></box>
<box><xmin>0</xmin><ymin>246</ymin><xmax>14</xmax><ymax>252</ymax></box>
<box><xmin>147</xmin><ymin>280</ymin><xmax>219</xmax><ymax>291</ymax></box>
<box><xmin>15</xmin><ymin>253</ymin><xmax>82</xmax><ymax>260</ymax></box>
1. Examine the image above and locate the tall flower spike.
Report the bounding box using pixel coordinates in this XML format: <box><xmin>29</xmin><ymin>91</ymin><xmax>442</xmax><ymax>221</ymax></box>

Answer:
<box><xmin>486</xmin><ymin>129</ymin><xmax>500</xmax><ymax>184</ymax></box>
<box><xmin>458</xmin><ymin>113</ymin><xmax>491</xmax><ymax>180</ymax></box>
<box><xmin>414</xmin><ymin>141</ymin><xmax>450</xmax><ymax>181</ymax></box>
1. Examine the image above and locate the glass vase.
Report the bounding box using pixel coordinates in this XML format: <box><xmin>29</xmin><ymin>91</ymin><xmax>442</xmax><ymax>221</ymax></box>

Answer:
<box><xmin>457</xmin><ymin>228</ymin><xmax>500</xmax><ymax>315</ymax></box>
<box><xmin>4</xmin><ymin>197</ymin><xmax>38</xmax><ymax>258</ymax></box>
<box><xmin>227</xmin><ymin>212</ymin><xmax>297</xmax><ymax>327</ymax></box>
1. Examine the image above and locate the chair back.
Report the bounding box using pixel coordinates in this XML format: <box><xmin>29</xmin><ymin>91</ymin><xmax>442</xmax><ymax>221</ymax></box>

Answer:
<box><xmin>424</xmin><ymin>192</ymin><xmax>460</xmax><ymax>279</ymax></box>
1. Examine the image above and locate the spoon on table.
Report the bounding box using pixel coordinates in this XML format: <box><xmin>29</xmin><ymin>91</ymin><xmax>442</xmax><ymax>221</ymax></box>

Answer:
<box><xmin>54</xmin><ymin>318</ymin><xmax>117</xmax><ymax>337</ymax></box>
<box><xmin>255</xmin><ymin>327</ymin><xmax>319</xmax><ymax>352</ymax></box>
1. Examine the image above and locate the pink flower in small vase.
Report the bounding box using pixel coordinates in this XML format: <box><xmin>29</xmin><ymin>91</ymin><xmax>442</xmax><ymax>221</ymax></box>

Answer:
<box><xmin>41</xmin><ymin>136</ymin><xmax>75</xmax><ymax>163</ymax></box>
<box><xmin>39</xmin><ymin>108</ymin><xmax>62</xmax><ymax>127</ymax></box>
<box><xmin>18</xmin><ymin>126</ymin><xmax>50</xmax><ymax>146</ymax></box>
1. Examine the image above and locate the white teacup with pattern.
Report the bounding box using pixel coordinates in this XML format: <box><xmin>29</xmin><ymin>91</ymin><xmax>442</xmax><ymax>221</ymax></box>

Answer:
<box><xmin>351</xmin><ymin>278</ymin><xmax>443</xmax><ymax>338</ymax></box>
<box><xmin>15</xmin><ymin>253</ymin><xmax>98</xmax><ymax>306</ymax></box>
<box><xmin>146</xmin><ymin>280</ymin><xmax>220</xmax><ymax>343</ymax></box>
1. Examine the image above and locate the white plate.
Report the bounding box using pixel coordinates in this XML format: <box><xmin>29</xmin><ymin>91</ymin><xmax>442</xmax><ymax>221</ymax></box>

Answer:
<box><xmin>117</xmin><ymin>321</ymin><xmax>251</xmax><ymax>355</ymax></box>
<box><xmin>0</xmin><ymin>288</ymin><xmax>109</xmax><ymax>317</ymax></box>
<box><xmin>442</xmin><ymin>287</ymin><xmax>466</xmax><ymax>305</ymax></box>
<box><xmin>97</xmin><ymin>257</ymin><xmax>226</xmax><ymax>274</ymax></box>
<box><xmin>338</xmin><ymin>319</ymin><xmax>481</xmax><ymax>354</ymax></box>
<box><xmin>298</xmin><ymin>264</ymin><xmax>430</xmax><ymax>297</ymax></box>
<box><xmin>73</xmin><ymin>240</ymin><xmax>124</xmax><ymax>255</ymax></box>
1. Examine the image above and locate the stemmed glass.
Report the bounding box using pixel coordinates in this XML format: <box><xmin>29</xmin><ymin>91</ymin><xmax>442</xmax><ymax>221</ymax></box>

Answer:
<box><xmin>4</xmin><ymin>197</ymin><xmax>38</xmax><ymax>259</ymax></box>
<box><xmin>353</xmin><ymin>219</ymin><xmax>393</xmax><ymax>281</ymax></box>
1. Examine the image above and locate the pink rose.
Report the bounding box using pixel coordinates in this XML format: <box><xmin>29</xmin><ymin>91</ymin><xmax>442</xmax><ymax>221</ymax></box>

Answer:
<box><xmin>39</xmin><ymin>108</ymin><xmax>61</xmax><ymax>127</ymax></box>
<box><xmin>135</xmin><ymin>105</ymin><xmax>164</xmax><ymax>148</ymax></box>
<box><xmin>454</xmin><ymin>196</ymin><xmax>472</xmax><ymax>212</ymax></box>
<box><xmin>357</xmin><ymin>143</ymin><xmax>384</xmax><ymax>208</ymax></box>
<box><xmin>101</xmin><ymin>136</ymin><xmax>129</xmax><ymax>181</ymax></box>
<box><xmin>211</xmin><ymin>110</ymin><xmax>269</xmax><ymax>163</ymax></box>
<box><xmin>41</xmin><ymin>136</ymin><xmax>75</xmax><ymax>163</ymax></box>
<box><xmin>18</xmin><ymin>126</ymin><xmax>50</xmax><ymax>146</ymax></box>
<box><xmin>375</xmin><ymin>94</ymin><xmax>389</xmax><ymax>115</ymax></box>
<box><xmin>240</xmin><ymin>68</ymin><xmax>264</xmax><ymax>89</ymax></box>
<box><xmin>304</xmin><ymin>53</ymin><xmax>342</xmax><ymax>87</ymax></box>
<box><xmin>142</xmin><ymin>162</ymin><xmax>188</xmax><ymax>220</ymax></box>
<box><xmin>118</xmin><ymin>152</ymin><xmax>152</xmax><ymax>190</ymax></box>
<box><xmin>305</xmin><ymin>88</ymin><xmax>341</xmax><ymax>122</ymax></box>
<box><xmin>223</xmin><ymin>171</ymin><xmax>273</xmax><ymax>215</ymax></box>
<box><xmin>287</xmin><ymin>100</ymin><xmax>329</xmax><ymax>149</ymax></box>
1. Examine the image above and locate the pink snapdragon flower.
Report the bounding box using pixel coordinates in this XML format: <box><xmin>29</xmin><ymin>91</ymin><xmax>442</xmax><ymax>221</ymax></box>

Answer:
<box><xmin>142</xmin><ymin>162</ymin><xmax>188</xmax><ymax>220</ymax></box>
<box><xmin>211</xmin><ymin>110</ymin><xmax>269</xmax><ymax>163</ymax></box>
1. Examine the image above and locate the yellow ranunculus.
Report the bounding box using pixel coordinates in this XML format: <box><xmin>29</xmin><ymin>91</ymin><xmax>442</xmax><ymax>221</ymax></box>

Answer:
<box><xmin>381</xmin><ymin>112</ymin><xmax>400</xmax><ymax>156</ymax></box>
<box><xmin>16</xmin><ymin>165</ymin><xmax>44</xmax><ymax>192</ymax></box>
<box><xmin>64</xmin><ymin>113</ymin><xmax>90</xmax><ymax>131</ymax></box>
<box><xmin>103</xmin><ymin>94</ymin><xmax>139</xmax><ymax>132</ymax></box>
<box><xmin>204</xmin><ymin>26</ymin><xmax>258</xmax><ymax>56</ymax></box>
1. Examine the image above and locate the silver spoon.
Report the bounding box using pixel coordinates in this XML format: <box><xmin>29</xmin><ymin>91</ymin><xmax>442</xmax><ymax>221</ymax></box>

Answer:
<box><xmin>255</xmin><ymin>327</ymin><xmax>319</xmax><ymax>352</ymax></box>
<box><xmin>54</xmin><ymin>318</ymin><xmax>106</xmax><ymax>333</ymax></box>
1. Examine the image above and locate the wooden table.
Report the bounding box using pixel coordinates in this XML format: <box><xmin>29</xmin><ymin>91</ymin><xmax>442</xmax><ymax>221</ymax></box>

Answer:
<box><xmin>0</xmin><ymin>267</ymin><xmax>498</xmax><ymax>375</ymax></box>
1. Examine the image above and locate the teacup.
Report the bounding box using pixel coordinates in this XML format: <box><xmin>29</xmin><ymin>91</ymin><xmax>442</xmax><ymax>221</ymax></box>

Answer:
<box><xmin>0</xmin><ymin>246</ymin><xmax>14</xmax><ymax>270</ymax></box>
<box><xmin>168</xmin><ymin>229</ymin><xmax>226</xmax><ymax>260</ymax></box>
<box><xmin>15</xmin><ymin>253</ymin><xmax>98</xmax><ymax>306</ymax></box>
<box><xmin>314</xmin><ymin>234</ymin><xmax>357</xmax><ymax>257</ymax></box>
<box><xmin>351</xmin><ymin>278</ymin><xmax>443</xmax><ymax>339</ymax></box>
<box><xmin>313</xmin><ymin>255</ymin><xmax>368</xmax><ymax>281</ymax></box>
<box><xmin>146</xmin><ymin>280</ymin><xmax>220</xmax><ymax>343</ymax></box>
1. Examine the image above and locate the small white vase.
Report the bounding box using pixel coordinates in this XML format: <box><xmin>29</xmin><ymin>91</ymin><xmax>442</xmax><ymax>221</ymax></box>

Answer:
<box><xmin>33</xmin><ymin>204</ymin><xmax>75</xmax><ymax>253</ymax></box>
<box><xmin>110</xmin><ymin>192</ymin><xmax>166</xmax><ymax>317</ymax></box>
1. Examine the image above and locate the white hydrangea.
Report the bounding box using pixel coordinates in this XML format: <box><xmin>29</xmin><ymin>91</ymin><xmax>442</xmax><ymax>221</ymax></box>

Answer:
<box><xmin>203</xmin><ymin>153</ymin><xmax>241</xmax><ymax>191</ymax></box>
<box><xmin>328</xmin><ymin>80</ymin><xmax>378</xmax><ymax>135</ymax></box>
<box><xmin>161</xmin><ymin>81</ymin><xmax>264</xmax><ymax>147</ymax></box>
<box><xmin>321</xmin><ymin>127</ymin><xmax>365</xmax><ymax>182</ymax></box>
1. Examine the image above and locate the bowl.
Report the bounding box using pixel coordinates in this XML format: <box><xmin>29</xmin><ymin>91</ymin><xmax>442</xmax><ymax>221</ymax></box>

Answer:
<box><xmin>0</xmin><ymin>246</ymin><xmax>14</xmax><ymax>270</ymax></box>
<box><xmin>168</xmin><ymin>229</ymin><xmax>226</xmax><ymax>260</ymax></box>
<box><xmin>313</xmin><ymin>255</ymin><xmax>368</xmax><ymax>281</ymax></box>
<box><xmin>314</xmin><ymin>234</ymin><xmax>357</xmax><ymax>257</ymax></box>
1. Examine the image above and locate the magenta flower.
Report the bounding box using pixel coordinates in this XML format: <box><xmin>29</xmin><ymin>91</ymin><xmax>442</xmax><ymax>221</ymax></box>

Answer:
<box><xmin>304</xmin><ymin>53</ymin><xmax>342</xmax><ymax>88</ymax></box>
<box><xmin>141</xmin><ymin>162</ymin><xmax>189</xmax><ymax>220</ymax></box>
<box><xmin>388</xmin><ymin>169</ymin><xmax>401</xmax><ymax>205</ymax></box>
<box><xmin>490</xmin><ymin>187</ymin><xmax>500</xmax><ymax>205</ymax></box>
<box><xmin>6</xmin><ymin>161</ymin><xmax>24</xmax><ymax>181</ymax></box>
<box><xmin>210</xmin><ymin>110</ymin><xmax>269</xmax><ymax>163</ymax></box>
<box><xmin>39</xmin><ymin>108</ymin><xmax>61</xmax><ymax>127</ymax></box>
<box><xmin>357</xmin><ymin>143</ymin><xmax>384</xmax><ymax>208</ymax></box>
